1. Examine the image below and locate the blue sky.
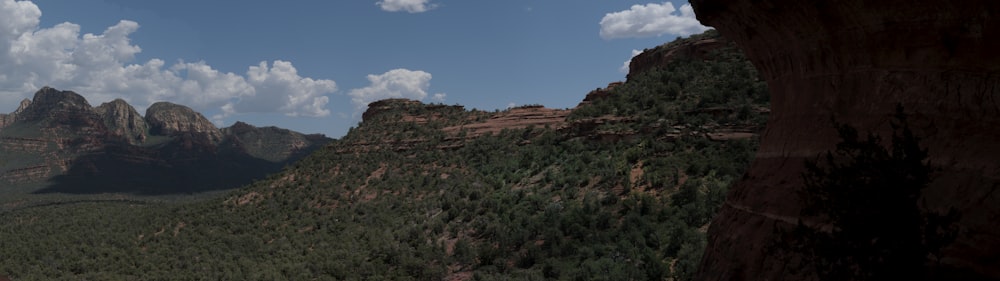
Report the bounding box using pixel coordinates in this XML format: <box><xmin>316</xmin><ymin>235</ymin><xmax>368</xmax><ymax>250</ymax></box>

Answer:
<box><xmin>1</xmin><ymin>0</ymin><xmax>708</xmax><ymax>137</ymax></box>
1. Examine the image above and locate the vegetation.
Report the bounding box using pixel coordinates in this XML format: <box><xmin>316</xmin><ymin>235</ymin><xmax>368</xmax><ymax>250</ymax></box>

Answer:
<box><xmin>0</xmin><ymin>31</ymin><xmax>769</xmax><ymax>280</ymax></box>
<box><xmin>775</xmin><ymin>105</ymin><xmax>958</xmax><ymax>280</ymax></box>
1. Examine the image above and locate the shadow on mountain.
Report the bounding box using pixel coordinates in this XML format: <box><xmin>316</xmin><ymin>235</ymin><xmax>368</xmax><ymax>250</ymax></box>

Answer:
<box><xmin>35</xmin><ymin>133</ymin><xmax>285</xmax><ymax>195</ymax></box>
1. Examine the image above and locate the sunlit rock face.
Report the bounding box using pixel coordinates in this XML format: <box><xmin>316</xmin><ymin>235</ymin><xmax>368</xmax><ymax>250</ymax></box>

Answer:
<box><xmin>96</xmin><ymin>99</ymin><xmax>148</xmax><ymax>145</ymax></box>
<box><xmin>690</xmin><ymin>0</ymin><xmax>1000</xmax><ymax>279</ymax></box>
<box><xmin>145</xmin><ymin>101</ymin><xmax>223</xmax><ymax>143</ymax></box>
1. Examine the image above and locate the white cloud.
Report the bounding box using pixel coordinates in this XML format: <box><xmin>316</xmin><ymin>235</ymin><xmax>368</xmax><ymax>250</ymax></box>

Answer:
<box><xmin>0</xmin><ymin>0</ymin><xmax>337</xmax><ymax>121</ymax></box>
<box><xmin>348</xmin><ymin>68</ymin><xmax>441</xmax><ymax>110</ymax></box>
<box><xmin>620</xmin><ymin>49</ymin><xmax>643</xmax><ymax>73</ymax></box>
<box><xmin>244</xmin><ymin>60</ymin><xmax>336</xmax><ymax>117</ymax></box>
<box><xmin>0</xmin><ymin>0</ymin><xmax>40</xmax><ymax>45</ymax></box>
<box><xmin>376</xmin><ymin>0</ymin><xmax>437</xmax><ymax>13</ymax></box>
<box><xmin>599</xmin><ymin>2</ymin><xmax>709</xmax><ymax>39</ymax></box>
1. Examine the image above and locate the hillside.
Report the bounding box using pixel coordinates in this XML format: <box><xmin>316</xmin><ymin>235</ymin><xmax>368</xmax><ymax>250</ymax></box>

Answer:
<box><xmin>0</xmin><ymin>30</ymin><xmax>770</xmax><ymax>280</ymax></box>
<box><xmin>0</xmin><ymin>88</ymin><xmax>331</xmax><ymax>197</ymax></box>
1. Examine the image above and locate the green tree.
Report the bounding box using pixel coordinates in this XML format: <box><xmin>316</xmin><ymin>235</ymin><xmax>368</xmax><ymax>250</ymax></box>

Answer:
<box><xmin>794</xmin><ymin>105</ymin><xmax>958</xmax><ymax>280</ymax></box>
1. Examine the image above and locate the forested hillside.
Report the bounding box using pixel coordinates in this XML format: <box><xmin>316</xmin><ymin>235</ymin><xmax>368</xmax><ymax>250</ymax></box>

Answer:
<box><xmin>0</xmin><ymin>30</ymin><xmax>769</xmax><ymax>280</ymax></box>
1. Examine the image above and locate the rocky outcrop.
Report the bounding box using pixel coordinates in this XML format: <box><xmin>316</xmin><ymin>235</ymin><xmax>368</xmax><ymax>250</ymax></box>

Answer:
<box><xmin>441</xmin><ymin>106</ymin><xmax>571</xmax><ymax>139</ymax></box>
<box><xmin>348</xmin><ymin>92</ymin><xmax>758</xmax><ymax>154</ymax></box>
<box><xmin>690</xmin><ymin>0</ymin><xmax>1000</xmax><ymax>279</ymax></box>
<box><xmin>362</xmin><ymin>99</ymin><xmax>429</xmax><ymax>123</ymax></box>
<box><xmin>95</xmin><ymin>99</ymin><xmax>148</xmax><ymax>145</ymax></box>
<box><xmin>627</xmin><ymin>30</ymin><xmax>731</xmax><ymax>80</ymax></box>
<box><xmin>576</xmin><ymin>82</ymin><xmax>622</xmax><ymax>108</ymax></box>
<box><xmin>15</xmin><ymin>87</ymin><xmax>103</xmax><ymax>130</ymax></box>
<box><xmin>145</xmin><ymin>102</ymin><xmax>222</xmax><ymax>143</ymax></box>
<box><xmin>0</xmin><ymin>99</ymin><xmax>30</xmax><ymax>129</ymax></box>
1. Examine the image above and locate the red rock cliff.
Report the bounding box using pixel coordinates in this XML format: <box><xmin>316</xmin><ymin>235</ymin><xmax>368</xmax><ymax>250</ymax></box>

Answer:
<box><xmin>690</xmin><ymin>0</ymin><xmax>1000</xmax><ymax>279</ymax></box>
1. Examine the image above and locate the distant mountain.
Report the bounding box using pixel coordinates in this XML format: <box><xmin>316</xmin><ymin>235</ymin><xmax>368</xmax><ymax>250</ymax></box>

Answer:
<box><xmin>0</xmin><ymin>87</ymin><xmax>331</xmax><ymax>195</ymax></box>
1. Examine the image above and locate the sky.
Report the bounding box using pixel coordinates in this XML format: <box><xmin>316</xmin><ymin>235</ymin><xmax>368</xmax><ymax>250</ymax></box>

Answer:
<box><xmin>0</xmin><ymin>0</ymin><xmax>709</xmax><ymax>137</ymax></box>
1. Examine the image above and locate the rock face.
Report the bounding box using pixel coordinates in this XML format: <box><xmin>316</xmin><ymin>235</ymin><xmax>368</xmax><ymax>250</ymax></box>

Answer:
<box><xmin>146</xmin><ymin>102</ymin><xmax>223</xmax><ymax>143</ymax></box>
<box><xmin>690</xmin><ymin>0</ymin><xmax>1000</xmax><ymax>279</ymax></box>
<box><xmin>15</xmin><ymin>87</ymin><xmax>103</xmax><ymax>130</ymax></box>
<box><xmin>349</xmin><ymin>85</ymin><xmax>761</xmax><ymax>154</ymax></box>
<box><xmin>0</xmin><ymin>99</ymin><xmax>30</xmax><ymax>129</ymax></box>
<box><xmin>343</xmin><ymin>99</ymin><xmax>573</xmax><ymax>153</ymax></box>
<box><xmin>95</xmin><ymin>99</ymin><xmax>148</xmax><ymax>145</ymax></box>
<box><xmin>441</xmin><ymin>106</ymin><xmax>572</xmax><ymax>139</ymax></box>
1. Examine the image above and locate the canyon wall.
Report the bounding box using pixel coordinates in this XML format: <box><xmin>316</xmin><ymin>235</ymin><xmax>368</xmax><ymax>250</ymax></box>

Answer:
<box><xmin>691</xmin><ymin>0</ymin><xmax>1000</xmax><ymax>279</ymax></box>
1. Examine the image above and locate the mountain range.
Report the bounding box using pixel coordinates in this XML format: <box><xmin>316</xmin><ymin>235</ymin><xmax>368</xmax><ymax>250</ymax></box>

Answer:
<box><xmin>0</xmin><ymin>88</ymin><xmax>330</xmax><ymax>195</ymax></box>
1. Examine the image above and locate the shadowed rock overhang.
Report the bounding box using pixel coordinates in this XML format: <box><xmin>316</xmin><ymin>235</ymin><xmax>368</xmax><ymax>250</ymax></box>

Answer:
<box><xmin>690</xmin><ymin>0</ymin><xmax>1000</xmax><ymax>280</ymax></box>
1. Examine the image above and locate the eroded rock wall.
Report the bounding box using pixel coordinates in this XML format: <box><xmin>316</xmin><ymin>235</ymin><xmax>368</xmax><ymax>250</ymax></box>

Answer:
<box><xmin>691</xmin><ymin>0</ymin><xmax>1000</xmax><ymax>279</ymax></box>
<box><xmin>95</xmin><ymin>99</ymin><xmax>148</xmax><ymax>145</ymax></box>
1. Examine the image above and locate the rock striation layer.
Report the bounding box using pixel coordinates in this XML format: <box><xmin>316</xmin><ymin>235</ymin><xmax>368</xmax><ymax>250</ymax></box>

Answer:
<box><xmin>690</xmin><ymin>0</ymin><xmax>1000</xmax><ymax>279</ymax></box>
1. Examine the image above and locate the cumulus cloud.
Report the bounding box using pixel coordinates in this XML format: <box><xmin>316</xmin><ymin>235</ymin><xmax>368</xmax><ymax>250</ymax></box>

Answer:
<box><xmin>620</xmin><ymin>49</ymin><xmax>643</xmax><ymax>73</ymax></box>
<box><xmin>244</xmin><ymin>60</ymin><xmax>336</xmax><ymax>117</ymax></box>
<box><xmin>376</xmin><ymin>0</ymin><xmax>437</xmax><ymax>13</ymax></box>
<box><xmin>0</xmin><ymin>0</ymin><xmax>337</xmax><ymax>120</ymax></box>
<box><xmin>348</xmin><ymin>68</ymin><xmax>443</xmax><ymax>110</ymax></box>
<box><xmin>599</xmin><ymin>2</ymin><xmax>709</xmax><ymax>39</ymax></box>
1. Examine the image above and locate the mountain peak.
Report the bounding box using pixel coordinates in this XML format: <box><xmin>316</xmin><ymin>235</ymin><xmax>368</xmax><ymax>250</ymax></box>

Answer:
<box><xmin>0</xmin><ymin>87</ymin><xmax>332</xmax><ymax>194</ymax></box>
<box><xmin>31</xmin><ymin>86</ymin><xmax>91</xmax><ymax>108</ymax></box>
<box><xmin>0</xmin><ymin>99</ymin><xmax>31</xmax><ymax>129</ymax></box>
<box><xmin>145</xmin><ymin>101</ymin><xmax>222</xmax><ymax>143</ymax></box>
<box><xmin>95</xmin><ymin>98</ymin><xmax>148</xmax><ymax>144</ymax></box>
<box><xmin>15</xmin><ymin>87</ymin><xmax>99</xmax><ymax>127</ymax></box>
<box><xmin>14</xmin><ymin>98</ymin><xmax>31</xmax><ymax>115</ymax></box>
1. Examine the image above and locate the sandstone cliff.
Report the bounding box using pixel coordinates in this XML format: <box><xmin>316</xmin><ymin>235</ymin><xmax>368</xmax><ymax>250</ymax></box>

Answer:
<box><xmin>1</xmin><ymin>88</ymin><xmax>114</xmax><ymax>185</ymax></box>
<box><xmin>95</xmin><ymin>99</ymin><xmax>148</xmax><ymax>145</ymax></box>
<box><xmin>347</xmin><ymin>75</ymin><xmax>760</xmax><ymax>154</ymax></box>
<box><xmin>627</xmin><ymin>30</ymin><xmax>731</xmax><ymax>81</ymax></box>
<box><xmin>145</xmin><ymin>102</ymin><xmax>223</xmax><ymax>143</ymax></box>
<box><xmin>15</xmin><ymin>87</ymin><xmax>104</xmax><ymax>131</ymax></box>
<box><xmin>690</xmin><ymin>0</ymin><xmax>1000</xmax><ymax>279</ymax></box>
<box><xmin>0</xmin><ymin>99</ymin><xmax>30</xmax><ymax>129</ymax></box>
<box><xmin>362</xmin><ymin>99</ymin><xmax>431</xmax><ymax>123</ymax></box>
